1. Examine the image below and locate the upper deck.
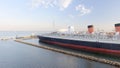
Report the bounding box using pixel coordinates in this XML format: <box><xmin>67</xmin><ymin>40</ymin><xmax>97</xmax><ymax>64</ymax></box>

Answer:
<box><xmin>40</xmin><ymin>32</ymin><xmax>120</xmax><ymax>44</ymax></box>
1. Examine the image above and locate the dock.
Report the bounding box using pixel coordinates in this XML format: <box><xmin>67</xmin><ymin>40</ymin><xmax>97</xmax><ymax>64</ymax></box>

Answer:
<box><xmin>15</xmin><ymin>39</ymin><xmax>120</xmax><ymax>67</ymax></box>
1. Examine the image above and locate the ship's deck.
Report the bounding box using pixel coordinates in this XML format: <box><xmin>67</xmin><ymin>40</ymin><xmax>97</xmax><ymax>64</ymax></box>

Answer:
<box><xmin>40</xmin><ymin>33</ymin><xmax>120</xmax><ymax>44</ymax></box>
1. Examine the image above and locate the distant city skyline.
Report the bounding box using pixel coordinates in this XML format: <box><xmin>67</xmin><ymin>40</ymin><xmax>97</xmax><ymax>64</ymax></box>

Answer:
<box><xmin>0</xmin><ymin>0</ymin><xmax>120</xmax><ymax>31</ymax></box>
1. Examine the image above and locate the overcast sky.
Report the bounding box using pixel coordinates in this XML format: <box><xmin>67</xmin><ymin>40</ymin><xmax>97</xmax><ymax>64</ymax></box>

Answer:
<box><xmin>0</xmin><ymin>0</ymin><xmax>120</xmax><ymax>31</ymax></box>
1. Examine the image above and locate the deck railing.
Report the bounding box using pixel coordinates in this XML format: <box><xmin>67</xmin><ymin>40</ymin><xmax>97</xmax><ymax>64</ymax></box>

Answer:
<box><xmin>43</xmin><ymin>32</ymin><xmax>120</xmax><ymax>42</ymax></box>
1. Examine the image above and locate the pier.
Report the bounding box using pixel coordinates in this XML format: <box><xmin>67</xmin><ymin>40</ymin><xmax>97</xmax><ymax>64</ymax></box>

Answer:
<box><xmin>0</xmin><ymin>34</ymin><xmax>119</xmax><ymax>67</ymax></box>
<box><xmin>15</xmin><ymin>39</ymin><xmax>120</xmax><ymax>67</ymax></box>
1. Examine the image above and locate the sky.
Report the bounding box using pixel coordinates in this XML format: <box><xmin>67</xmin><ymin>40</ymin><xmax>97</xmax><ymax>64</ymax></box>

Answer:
<box><xmin>0</xmin><ymin>0</ymin><xmax>120</xmax><ymax>31</ymax></box>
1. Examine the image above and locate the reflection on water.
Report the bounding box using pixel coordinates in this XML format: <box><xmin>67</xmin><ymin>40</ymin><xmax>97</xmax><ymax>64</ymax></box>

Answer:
<box><xmin>0</xmin><ymin>31</ymin><xmax>118</xmax><ymax>68</ymax></box>
<box><xmin>0</xmin><ymin>40</ymin><xmax>117</xmax><ymax>68</ymax></box>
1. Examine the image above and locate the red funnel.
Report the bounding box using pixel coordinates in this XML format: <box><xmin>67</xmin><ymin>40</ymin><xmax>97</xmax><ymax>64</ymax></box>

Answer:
<box><xmin>88</xmin><ymin>25</ymin><xmax>94</xmax><ymax>34</ymax></box>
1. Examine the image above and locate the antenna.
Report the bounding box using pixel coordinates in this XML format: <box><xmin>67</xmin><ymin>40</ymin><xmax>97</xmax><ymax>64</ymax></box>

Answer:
<box><xmin>52</xmin><ymin>20</ymin><xmax>55</xmax><ymax>31</ymax></box>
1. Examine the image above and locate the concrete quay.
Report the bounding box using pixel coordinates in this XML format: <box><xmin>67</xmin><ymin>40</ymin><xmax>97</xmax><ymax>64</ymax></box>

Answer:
<box><xmin>14</xmin><ymin>39</ymin><xmax>120</xmax><ymax>67</ymax></box>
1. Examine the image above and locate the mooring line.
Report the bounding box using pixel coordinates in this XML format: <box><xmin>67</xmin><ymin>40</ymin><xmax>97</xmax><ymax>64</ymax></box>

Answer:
<box><xmin>14</xmin><ymin>39</ymin><xmax>120</xmax><ymax>67</ymax></box>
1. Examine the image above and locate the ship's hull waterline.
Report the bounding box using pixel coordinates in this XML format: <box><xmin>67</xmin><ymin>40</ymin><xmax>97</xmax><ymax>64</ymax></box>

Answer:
<box><xmin>38</xmin><ymin>36</ymin><xmax>120</xmax><ymax>56</ymax></box>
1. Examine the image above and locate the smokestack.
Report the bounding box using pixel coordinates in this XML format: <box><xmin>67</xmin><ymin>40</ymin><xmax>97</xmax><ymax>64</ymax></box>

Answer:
<box><xmin>115</xmin><ymin>23</ymin><xmax>120</xmax><ymax>32</ymax></box>
<box><xmin>88</xmin><ymin>25</ymin><xmax>94</xmax><ymax>34</ymax></box>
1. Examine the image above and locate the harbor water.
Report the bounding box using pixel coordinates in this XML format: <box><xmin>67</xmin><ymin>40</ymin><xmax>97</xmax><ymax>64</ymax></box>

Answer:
<box><xmin>0</xmin><ymin>31</ymin><xmax>119</xmax><ymax>68</ymax></box>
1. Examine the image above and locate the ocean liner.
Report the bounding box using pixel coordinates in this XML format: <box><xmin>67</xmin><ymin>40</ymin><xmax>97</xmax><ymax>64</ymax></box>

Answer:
<box><xmin>38</xmin><ymin>23</ymin><xmax>120</xmax><ymax>56</ymax></box>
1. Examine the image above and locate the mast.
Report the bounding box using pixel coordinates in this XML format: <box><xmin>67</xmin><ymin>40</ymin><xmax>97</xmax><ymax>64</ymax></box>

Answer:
<box><xmin>52</xmin><ymin>20</ymin><xmax>55</xmax><ymax>31</ymax></box>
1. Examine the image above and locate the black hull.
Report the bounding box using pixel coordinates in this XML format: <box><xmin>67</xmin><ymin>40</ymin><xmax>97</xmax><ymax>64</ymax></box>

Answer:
<box><xmin>38</xmin><ymin>36</ymin><xmax>120</xmax><ymax>56</ymax></box>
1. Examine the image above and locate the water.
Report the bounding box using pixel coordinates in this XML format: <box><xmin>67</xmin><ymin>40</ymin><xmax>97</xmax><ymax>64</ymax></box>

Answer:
<box><xmin>0</xmin><ymin>31</ymin><xmax>119</xmax><ymax>68</ymax></box>
<box><xmin>0</xmin><ymin>31</ymin><xmax>42</xmax><ymax>38</ymax></box>
<box><xmin>26</xmin><ymin>39</ymin><xmax>120</xmax><ymax>62</ymax></box>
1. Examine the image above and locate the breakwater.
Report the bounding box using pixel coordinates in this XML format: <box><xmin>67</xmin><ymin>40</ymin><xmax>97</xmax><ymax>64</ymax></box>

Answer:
<box><xmin>15</xmin><ymin>39</ymin><xmax>120</xmax><ymax>67</ymax></box>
